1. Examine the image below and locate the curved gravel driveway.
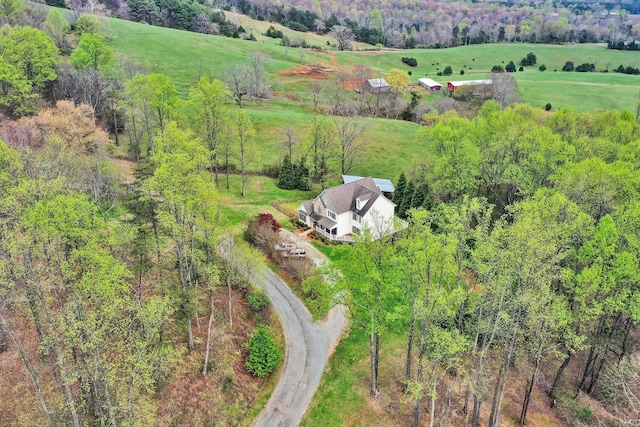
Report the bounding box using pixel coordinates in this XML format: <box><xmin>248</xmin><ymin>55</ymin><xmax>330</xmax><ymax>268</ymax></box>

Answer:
<box><xmin>252</xmin><ymin>234</ymin><xmax>346</xmax><ymax>427</ymax></box>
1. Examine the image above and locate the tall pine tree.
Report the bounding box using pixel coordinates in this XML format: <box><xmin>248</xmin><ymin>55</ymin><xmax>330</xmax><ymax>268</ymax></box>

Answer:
<box><xmin>399</xmin><ymin>180</ymin><xmax>415</xmax><ymax>218</ymax></box>
<box><xmin>411</xmin><ymin>181</ymin><xmax>431</xmax><ymax>210</ymax></box>
<box><xmin>277</xmin><ymin>154</ymin><xmax>296</xmax><ymax>189</ymax></box>
<box><xmin>295</xmin><ymin>157</ymin><xmax>311</xmax><ymax>191</ymax></box>
<box><xmin>393</xmin><ymin>172</ymin><xmax>407</xmax><ymax>206</ymax></box>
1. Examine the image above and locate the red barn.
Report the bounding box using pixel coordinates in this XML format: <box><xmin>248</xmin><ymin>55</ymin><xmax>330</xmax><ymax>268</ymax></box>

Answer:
<box><xmin>447</xmin><ymin>79</ymin><xmax>493</xmax><ymax>94</ymax></box>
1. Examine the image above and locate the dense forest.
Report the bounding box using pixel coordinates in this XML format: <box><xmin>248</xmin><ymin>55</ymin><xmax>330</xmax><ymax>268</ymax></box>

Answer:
<box><xmin>330</xmin><ymin>104</ymin><xmax>640</xmax><ymax>425</ymax></box>
<box><xmin>0</xmin><ymin>5</ymin><xmax>282</xmax><ymax>426</ymax></box>
<box><xmin>33</xmin><ymin>0</ymin><xmax>640</xmax><ymax>48</ymax></box>
<box><xmin>2</xmin><ymin>0</ymin><xmax>640</xmax><ymax>426</ymax></box>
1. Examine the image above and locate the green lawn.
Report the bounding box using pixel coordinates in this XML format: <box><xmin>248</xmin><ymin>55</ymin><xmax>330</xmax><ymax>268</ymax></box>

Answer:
<box><xmin>244</xmin><ymin>104</ymin><xmax>423</xmax><ymax>180</ymax></box>
<box><xmin>215</xmin><ymin>174</ymin><xmax>314</xmax><ymax>229</ymax></box>
<box><xmin>515</xmin><ymin>71</ymin><xmax>640</xmax><ymax>111</ymax></box>
<box><xmin>302</xmin><ymin>325</ymin><xmax>409</xmax><ymax>426</ymax></box>
<box><xmin>310</xmin><ymin>242</ymin><xmax>350</xmax><ymax>263</ymax></box>
<box><xmin>301</xmin><ymin>327</ymin><xmax>370</xmax><ymax>427</ymax></box>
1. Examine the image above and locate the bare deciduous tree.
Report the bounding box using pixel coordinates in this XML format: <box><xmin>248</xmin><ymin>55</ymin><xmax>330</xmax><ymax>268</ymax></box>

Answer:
<box><xmin>332</xmin><ymin>114</ymin><xmax>367</xmax><ymax>174</ymax></box>
<box><xmin>492</xmin><ymin>72</ymin><xmax>520</xmax><ymax>108</ymax></box>
<box><xmin>281</xmin><ymin>125</ymin><xmax>299</xmax><ymax>159</ymax></box>
<box><xmin>599</xmin><ymin>354</ymin><xmax>640</xmax><ymax>425</ymax></box>
<box><xmin>247</xmin><ymin>51</ymin><xmax>273</xmax><ymax>100</ymax></box>
<box><xmin>330</xmin><ymin>25</ymin><xmax>355</xmax><ymax>51</ymax></box>
<box><xmin>84</xmin><ymin>153</ymin><xmax>122</xmax><ymax>218</ymax></box>
<box><xmin>223</xmin><ymin>64</ymin><xmax>251</xmax><ymax>108</ymax></box>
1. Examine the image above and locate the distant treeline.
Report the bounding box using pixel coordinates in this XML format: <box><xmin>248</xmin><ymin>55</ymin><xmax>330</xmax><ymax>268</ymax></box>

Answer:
<box><xmin>46</xmin><ymin>0</ymin><xmax>640</xmax><ymax>49</ymax></box>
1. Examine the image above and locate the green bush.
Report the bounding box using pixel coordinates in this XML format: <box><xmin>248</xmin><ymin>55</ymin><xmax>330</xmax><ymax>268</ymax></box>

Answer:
<box><xmin>573</xmin><ymin>406</ymin><xmax>593</xmax><ymax>422</ymax></box>
<box><xmin>245</xmin><ymin>326</ymin><xmax>282</xmax><ymax>378</ymax></box>
<box><xmin>264</xmin><ymin>25</ymin><xmax>283</xmax><ymax>38</ymax></box>
<box><xmin>401</xmin><ymin>57</ymin><xmax>417</xmax><ymax>67</ymax></box>
<box><xmin>247</xmin><ymin>290</ymin><xmax>270</xmax><ymax>312</ymax></box>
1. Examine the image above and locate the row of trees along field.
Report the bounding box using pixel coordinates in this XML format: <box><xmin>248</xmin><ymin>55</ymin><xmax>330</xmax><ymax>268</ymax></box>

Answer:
<box><xmin>331</xmin><ymin>104</ymin><xmax>640</xmax><ymax>426</ymax></box>
<box><xmin>0</xmin><ymin>10</ymin><xmax>287</xmax><ymax>426</ymax></box>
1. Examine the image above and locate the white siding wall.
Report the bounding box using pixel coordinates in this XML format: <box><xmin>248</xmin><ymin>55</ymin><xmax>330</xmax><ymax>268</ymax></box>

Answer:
<box><xmin>362</xmin><ymin>198</ymin><xmax>396</xmax><ymax>239</ymax></box>
<box><xmin>335</xmin><ymin>212</ymin><xmax>352</xmax><ymax>236</ymax></box>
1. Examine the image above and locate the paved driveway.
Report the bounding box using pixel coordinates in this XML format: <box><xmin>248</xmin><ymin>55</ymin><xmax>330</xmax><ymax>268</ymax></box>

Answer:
<box><xmin>252</xmin><ymin>231</ymin><xmax>346</xmax><ymax>427</ymax></box>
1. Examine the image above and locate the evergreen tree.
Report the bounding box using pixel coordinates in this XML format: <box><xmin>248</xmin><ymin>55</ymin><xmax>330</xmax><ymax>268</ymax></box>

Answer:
<box><xmin>399</xmin><ymin>180</ymin><xmax>415</xmax><ymax>218</ymax></box>
<box><xmin>245</xmin><ymin>326</ymin><xmax>282</xmax><ymax>378</ymax></box>
<box><xmin>277</xmin><ymin>154</ymin><xmax>296</xmax><ymax>189</ymax></box>
<box><xmin>411</xmin><ymin>181</ymin><xmax>431</xmax><ymax>210</ymax></box>
<box><xmin>295</xmin><ymin>157</ymin><xmax>311</xmax><ymax>191</ymax></box>
<box><xmin>392</xmin><ymin>172</ymin><xmax>407</xmax><ymax>205</ymax></box>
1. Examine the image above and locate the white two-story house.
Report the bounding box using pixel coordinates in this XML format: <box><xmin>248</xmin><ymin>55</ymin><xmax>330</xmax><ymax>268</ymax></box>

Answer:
<box><xmin>297</xmin><ymin>177</ymin><xmax>396</xmax><ymax>242</ymax></box>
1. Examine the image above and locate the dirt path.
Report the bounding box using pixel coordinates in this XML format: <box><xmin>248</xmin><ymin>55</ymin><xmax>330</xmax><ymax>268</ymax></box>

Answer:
<box><xmin>252</xmin><ymin>233</ymin><xmax>347</xmax><ymax>427</ymax></box>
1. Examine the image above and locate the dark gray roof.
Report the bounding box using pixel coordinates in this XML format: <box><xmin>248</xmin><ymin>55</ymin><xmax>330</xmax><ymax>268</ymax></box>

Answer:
<box><xmin>319</xmin><ymin>177</ymin><xmax>385</xmax><ymax>217</ymax></box>
<box><xmin>309</xmin><ymin>211</ymin><xmax>322</xmax><ymax>222</ymax></box>
<box><xmin>299</xmin><ymin>200</ymin><xmax>314</xmax><ymax>214</ymax></box>
<box><xmin>318</xmin><ymin>217</ymin><xmax>337</xmax><ymax>229</ymax></box>
<box><xmin>342</xmin><ymin>175</ymin><xmax>395</xmax><ymax>192</ymax></box>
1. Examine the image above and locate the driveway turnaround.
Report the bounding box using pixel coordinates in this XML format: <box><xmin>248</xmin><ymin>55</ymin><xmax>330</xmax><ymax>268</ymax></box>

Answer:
<box><xmin>253</xmin><ymin>266</ymin><xmax>346</xmax><ymax>427</ymax></box>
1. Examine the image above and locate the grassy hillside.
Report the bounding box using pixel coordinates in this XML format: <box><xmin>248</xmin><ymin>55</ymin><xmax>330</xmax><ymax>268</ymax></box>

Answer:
<box><xmin>107</xmin><ymin>15</ymin><xmax>640</xmax><ymax>186</ymax></box>
<box><xmin>108</xmin><ymin>16</ymin><xmax>640</xmax><ymax>113</ymax></box>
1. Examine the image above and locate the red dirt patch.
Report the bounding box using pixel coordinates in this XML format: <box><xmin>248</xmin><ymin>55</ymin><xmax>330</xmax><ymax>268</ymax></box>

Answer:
<box><xmin>278</xmin><ymin>63</ymin><xmax>334</xmax><ymax>79</ymax></box>
<box><xmin>341</xmin><ymin>77</ymin><xmax>365</xmax><ymax>91</ymax></box>
<box><xmin>273</xmin><ymin>92</ymin><xmax>302</xmax><ymax>102</ymax></box>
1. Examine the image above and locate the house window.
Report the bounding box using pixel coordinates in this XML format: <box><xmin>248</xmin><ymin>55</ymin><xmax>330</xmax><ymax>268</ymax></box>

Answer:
<box><xmin>317</xmin><ymin>206</ymin><xmax>323</xmax><ymax>215</ymax></box>
<box><xmin>352</xmin><ymin>226</ymin><xmax>360</xmax><ymax>234</ymax></box>
<box><xmin>352</xmin><ymin>212</ymin><xmax>361</xmax><ymax>223</ymax></box>
<box><xmin>328</xmin><ymin>210</ymin><xmax>336</xmax><ymax>220</ymax></box>
<box><xmin>356</xmin><ymin>198</ymin><xmax>361</xmax><ymax>209</ymax></box>
<box><xmin>299</xmin><ymin>213</ymin><xmax>307</xmax><ymax>223</ymax></box>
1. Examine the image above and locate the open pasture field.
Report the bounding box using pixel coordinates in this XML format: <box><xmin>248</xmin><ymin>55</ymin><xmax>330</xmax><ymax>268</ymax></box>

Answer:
<box><xmin>109</xmin><ymin>16</ymin><xmax>640</xmax><ymax>112</ymax></box>
<box><xmin>107</xmin><ymin>17</ymin><xmax>640</xmax><ymax>183</ymax></box>
<box><xmin>336</xmin><ymin>43</ymin><xmax>640</xmax><ymax>112</ymax></box>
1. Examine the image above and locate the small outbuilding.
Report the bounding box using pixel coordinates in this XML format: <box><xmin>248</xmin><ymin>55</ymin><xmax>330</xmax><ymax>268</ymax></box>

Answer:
<box><xmin>447</xmin><ymin>79</ymin><xmax>493</xmax><ymax>94</ymax></box>
<box><xmin>362</xmin><ymin>78</ymin><xmax>391</xmax><ymax>94</ymax></box>
<box><xmin>418</xmin><ymin>78</ymin><xmax>442</xmax><ymax>92</ymax></box>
